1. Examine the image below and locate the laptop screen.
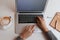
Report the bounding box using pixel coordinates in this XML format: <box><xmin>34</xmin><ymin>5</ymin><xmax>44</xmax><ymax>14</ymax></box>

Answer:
<box><xmin>16</xmin><ymin>0</ymin><xmax>47</xmax><ymax>13</ymax></box>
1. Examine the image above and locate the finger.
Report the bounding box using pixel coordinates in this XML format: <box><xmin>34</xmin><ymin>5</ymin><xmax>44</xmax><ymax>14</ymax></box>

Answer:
<box><xmin>30</xmin><ymin>25</ymin><xmax>35</xmax><ymax>29</ymax></box>
<box><xmin>31</xmin><ymin>25</ymin><xmax>35</xmax><ymax>31</ymax></box>
<box><xmin>37</xmin><ymin>16</ymin><xmax>43</xmax><ymax>19</ymax></box>
<box><xmin>31</xmin><ymin>25</ymin><xmax>35</xmax><ymax>33</ymax></box>
<box><xmin>36</xmin><ymin>16</ymin><xmax>44</xmax><ymax>21</ymax></box>
<box><xmin>22</xmin><ymin>26</ymin><xmax>28</xmax><ymax>32</ymax></box>
<box><xmin>32</xmin><ymin>29</ymin><xmax>34</xmax><ymax>33</ymax></box>
<box><xmin>36</xmin><ymin>18</ymin><xmax>40</xmax><ymax>24</ymax></box>
<box><xmin>25</xmin><ymin>25</ymin><xmax>28</xmax><ymax>29</ymax></box>
<box><xmin>23</xmin><ymin>25</ymin><xmax>29</xmax><ymax>31</ymax></box>
<box><xmin>28</xmin><ymin>25</ymin><xmax>32</xmax><ymax>31</ymax></box>
<box><xmin>36</xmin><ymin>16</ymin><xmax>41</xmax><ymax>23</ymax></box>
<box><xmin>37</xmin><ymin>16</ymin><xmax>41</xmax><ymax>21</ymax></box>
<box><xmin>29</xmin><ymin>25</ymin><xmax>35</xmax><ymax>33</ymax></box>
<box><xmin>36</xmin><ymin>19</ymin><xmax>41</xmax><ymax>27</ymax></box>
<box><xmin>30</xmin><ymin>25</ymin><xmax>35</xmax><ymax>30</ymax></box>
<box><xmin>24</xmin><ymin>25</ymin><xmax>32</xmax><ymax>31</ymax></box>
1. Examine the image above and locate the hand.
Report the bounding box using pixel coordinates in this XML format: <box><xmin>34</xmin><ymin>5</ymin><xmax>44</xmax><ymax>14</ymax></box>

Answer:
<box><xmin>20</xmin><ymin>25</ymin><xmax>35</xmax><ymax>40</ymax></box>
<box><xmin>36</xmin><ymin>16</ymin><xmax>49</xmax><ymax>32</ymax></box>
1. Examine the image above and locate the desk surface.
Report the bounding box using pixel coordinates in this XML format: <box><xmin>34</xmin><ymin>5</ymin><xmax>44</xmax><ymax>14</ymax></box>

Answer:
<box><xmin>0</xmin><ymin>0</ymin><xmax>60</xmax><ymax>40</ymax></box>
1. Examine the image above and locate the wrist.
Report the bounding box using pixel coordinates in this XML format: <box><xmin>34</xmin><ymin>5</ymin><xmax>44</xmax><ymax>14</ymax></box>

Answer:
<box><xmin>44</xmin><ymin>26</ymin><xmax>49</xmax><ymax>32</ymax></box>
<box><xmin>40</xmin><ymin>25</ymin><xmax>49</xmax><ymax>32</ymax></box>
<box><xmin>16</xmin><ymin>36</ymin><xmax>24</xmax><ymax>40</ymax></box>
<box><xmin>20</xmin><ymin>34</ymin><xmax>25</xmax><ymax>40</ymax></box>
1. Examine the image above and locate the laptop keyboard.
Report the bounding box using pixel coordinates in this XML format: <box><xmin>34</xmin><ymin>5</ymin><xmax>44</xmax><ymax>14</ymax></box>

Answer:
<box><xmin>18</xmin><ymin>14</ymin><xmax>43</xmax><ymax>23</ymax></box>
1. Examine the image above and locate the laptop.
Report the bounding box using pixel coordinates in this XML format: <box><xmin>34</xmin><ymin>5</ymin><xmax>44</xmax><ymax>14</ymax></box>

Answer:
<box><xmin>15</xmin><ymin>0</ymin><xmax>47</xmax><ymax>34</ymax></box>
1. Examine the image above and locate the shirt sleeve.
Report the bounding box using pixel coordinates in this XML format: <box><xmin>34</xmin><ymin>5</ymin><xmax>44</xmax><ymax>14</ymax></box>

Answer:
<box><xmin>45</xmin><ymin>31</ymin><xmax>58</xmax><ymax>40</ymax></box>
<box><xmin>16</xmin><ymin>36</ymin><xmax>23</xmax><ymax>40</ymax></box>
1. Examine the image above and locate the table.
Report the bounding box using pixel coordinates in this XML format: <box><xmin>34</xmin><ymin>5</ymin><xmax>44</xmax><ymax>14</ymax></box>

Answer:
<box><xmin>0</xmin><ymin>0</ymin><xmax>60</xmax><ymax>40</ymax></box>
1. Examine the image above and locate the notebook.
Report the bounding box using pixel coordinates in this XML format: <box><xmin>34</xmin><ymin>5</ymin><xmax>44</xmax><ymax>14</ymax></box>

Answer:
<box><xmin>50</xmin><ymin>12</ymin><xmax>60</xmax><ymax>32</ymax></box>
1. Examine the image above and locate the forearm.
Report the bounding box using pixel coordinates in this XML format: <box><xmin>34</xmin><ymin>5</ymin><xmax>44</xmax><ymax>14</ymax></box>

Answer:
<box><xmin>40</xmin><ymin>25</ymin><xmax>57</xmax><ymax>40</ymax></box>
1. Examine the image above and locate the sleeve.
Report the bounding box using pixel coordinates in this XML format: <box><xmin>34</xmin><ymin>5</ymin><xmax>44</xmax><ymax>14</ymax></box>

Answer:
<box><xmin>45</xmin><ymin>31</ymin><xmax>58</xmax><ymax>40</ymax></box>
<box><xmin>16</xmin><ymin>36</ymin><xmax>23</xmax><ymax>40</ymax></box>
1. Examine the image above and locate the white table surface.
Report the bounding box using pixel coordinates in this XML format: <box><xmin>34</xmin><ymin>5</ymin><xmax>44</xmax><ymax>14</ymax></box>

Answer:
<box><xmin>0</xmin><ymin>0</ymin><xmax>60</xmax><ymax>40</ymax></box>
